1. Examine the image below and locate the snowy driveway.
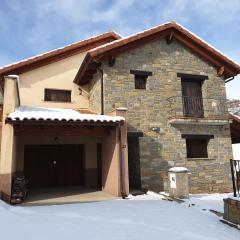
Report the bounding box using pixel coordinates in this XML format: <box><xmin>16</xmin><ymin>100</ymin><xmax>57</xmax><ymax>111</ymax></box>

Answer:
<box><xmin>0</xmin><ymin>193</ymin><xmax>239</xmax><ymax>240</ymax></box>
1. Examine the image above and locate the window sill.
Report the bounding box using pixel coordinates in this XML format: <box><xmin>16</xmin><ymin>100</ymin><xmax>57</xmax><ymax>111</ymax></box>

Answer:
<box><xmin>187</xmin><ymin>158</ymin><xmax>216</xmax><ymax>161</ymax></box>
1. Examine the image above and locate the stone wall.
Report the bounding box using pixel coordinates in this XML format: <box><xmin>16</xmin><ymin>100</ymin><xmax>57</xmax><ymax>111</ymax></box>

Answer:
<box><xmin>224</xmin><ymin>198</ymin><xmax>240</xmax><ymax>225</ymax></box>
<box><xmin>89</xmin><ymin>38</ymin><xmax>233</xmax><ymax>193</ymax></box>
<box><xmin>89</xmin><ymin>71</ymin><xmax>102</xmax><ymax>114</ymax></box>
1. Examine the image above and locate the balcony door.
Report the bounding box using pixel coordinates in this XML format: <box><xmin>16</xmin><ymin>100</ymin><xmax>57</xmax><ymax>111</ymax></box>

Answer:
<box><xmin>181</xmin><ymin>80</ymin><xmax>204</xmax><ymax>117</ymax></box>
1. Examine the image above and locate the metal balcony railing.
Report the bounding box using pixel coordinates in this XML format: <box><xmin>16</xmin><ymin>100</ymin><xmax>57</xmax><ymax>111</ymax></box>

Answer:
<box><xmin>166</xmin><ymin>96</ymin><xmax>228</xmax><ymax>120</ymax></box>
<box><xmin>230</xmin><ymin>159</ymin><xmax>240</xmax><ymax>197</ymax></box>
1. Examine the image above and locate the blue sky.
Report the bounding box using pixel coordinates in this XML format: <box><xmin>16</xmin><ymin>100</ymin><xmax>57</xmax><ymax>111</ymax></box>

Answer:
<box><xmin>0</xmin><ymin>0</ymin><xmax>240</xmax><ymax>99</ymax></box>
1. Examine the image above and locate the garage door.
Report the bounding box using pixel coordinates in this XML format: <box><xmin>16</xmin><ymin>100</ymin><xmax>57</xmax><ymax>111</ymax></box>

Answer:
<box><xmin>24</xmin><ymin>145</ymin><xmax>84</xmax><ymax>189</ymax></box>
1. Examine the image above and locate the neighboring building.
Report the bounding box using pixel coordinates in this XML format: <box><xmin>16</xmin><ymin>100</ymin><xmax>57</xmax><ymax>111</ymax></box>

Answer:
<box><xmin>229</xmin><ymin>100</ymin><xmax>240</xmax><ymax>149</ymax></box>
<box><xmin>0</xmin><ymin>22</ymin><xmax>240</xmax><ymax>203</ymax></box>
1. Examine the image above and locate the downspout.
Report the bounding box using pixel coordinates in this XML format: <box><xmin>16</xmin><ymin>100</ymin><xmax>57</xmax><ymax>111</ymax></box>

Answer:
<box><xmin>97</xmin><ymin>67</ymin><xmax>104</xmax><ymax>115</ymax></box>
<box><xmin>225</xmin><ymin>76</ymin><xmax>234</xmax><ymax>83</ymax></box>
<box><xmin>118</xmin><ymin>123</ymin><xmax>127</xmax><ymax>199</ymax></box>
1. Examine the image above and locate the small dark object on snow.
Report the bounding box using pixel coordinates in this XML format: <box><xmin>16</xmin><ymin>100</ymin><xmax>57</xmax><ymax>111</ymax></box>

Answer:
<box><xmin>11</xmin><ymin>176</ymin><xmax>29</xmax><ymax>204</ymax></box>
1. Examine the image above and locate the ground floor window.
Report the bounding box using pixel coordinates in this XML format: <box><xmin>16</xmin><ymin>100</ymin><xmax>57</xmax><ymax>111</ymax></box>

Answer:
<box><xmin>186</xmin><ymin>138</ymin><xmax>208</xmax><ymax>158</ymax></box>
<box><xmin>182</xmin><ymin>134</ymin><xmax>214</xmax><ymax>159</ymax></box>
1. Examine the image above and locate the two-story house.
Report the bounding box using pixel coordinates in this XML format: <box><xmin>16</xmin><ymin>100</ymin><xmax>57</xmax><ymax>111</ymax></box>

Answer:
<box><xmin>0</xmin><ymin>22</ymin><xmax>239</xmax><ymax>203</ymax></box>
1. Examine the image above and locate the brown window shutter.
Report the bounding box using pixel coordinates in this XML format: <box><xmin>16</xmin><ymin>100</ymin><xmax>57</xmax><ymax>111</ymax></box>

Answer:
<box><xmin>186</xmin><ymin>138</ymin><xmax>208</xmax><ymax>158</ymax></box>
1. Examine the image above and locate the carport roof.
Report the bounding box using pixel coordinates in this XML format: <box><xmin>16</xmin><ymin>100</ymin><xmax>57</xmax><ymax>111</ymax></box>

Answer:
<box><xmin>6</xmin><ymin>106</ymin><xmax>124</xmax><ymax>126</ymax></box>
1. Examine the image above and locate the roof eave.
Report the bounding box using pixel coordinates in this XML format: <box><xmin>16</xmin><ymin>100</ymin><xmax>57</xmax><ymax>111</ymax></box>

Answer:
<box><xmin>0</xmin><ymin>32</ymin><xmax>121</xmax><ymax>77</ymax></box>
<box><xmin>74</xmin><ymin>23</ymin><xmax>240</xmax><ymax>85</ymax></box>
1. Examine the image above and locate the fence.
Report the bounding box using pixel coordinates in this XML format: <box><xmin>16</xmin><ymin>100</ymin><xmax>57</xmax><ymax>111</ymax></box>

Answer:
<box><xmin>230</xmin><ymin>159</ymin><xmax>240</xmax><ymax>197</ymax></box>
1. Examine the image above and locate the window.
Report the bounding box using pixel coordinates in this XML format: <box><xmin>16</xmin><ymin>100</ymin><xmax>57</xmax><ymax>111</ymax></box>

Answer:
<box><xmin>182</xmin><ymin>134</ymin><xmax>214</xmax><ymax>159</ymax></box>
<box><xmin>181</xmin><ymin>80</ymin><xmax>204</xmax><ymax>117</ymax></box>
<box><xmin>44</xmin><ymin>89</ymin><xmax>71</xmax><ymax>102</ymax></box>
<box><xmin>186</xmin><ymin>138</ymin><xmax>208</xmax><ymax>158</ymax></box>
<box><xmin>177</xmin><ymin>73</ymin><xmax>208</xmax><ymax>118</ymax></box>
<box><xmin>130</xmin><ymin>70</ymin><xmax>152</xmax><ymax>90</ymax></box>
<box><xmin>135</xmin><ymin>75</ymin><xmax>147</xmax><ymax>89</ymax></box>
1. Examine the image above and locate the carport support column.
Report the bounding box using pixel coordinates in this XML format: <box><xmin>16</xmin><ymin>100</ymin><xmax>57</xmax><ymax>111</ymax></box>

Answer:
<box><xmin>0</xmin><ymin>75</ymin><xmax>20</xmax><ymax>202</ymax></box>
<box><xmin>116</xmin><ymin>108</ymin><xmax>129</xmax><ymax>196</ymax></box>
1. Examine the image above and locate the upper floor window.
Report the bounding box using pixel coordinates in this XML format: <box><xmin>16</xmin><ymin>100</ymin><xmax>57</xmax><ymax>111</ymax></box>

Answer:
<box><xmin>178</xmin><ymin>73</ymin><xmax>208</xmax><ymax>118</ymax></box>
<box><xmin>44</xmin><ymin>89</ymin><xmax>71</xmax><ymax>102</ymax></box>
<box><xmin>135</xmin><ymin>75</ymin><xmax>147</xmax><ymax>89</ymax></box>
<box><xmin>130</xmin><ymin>70</ymin><xmax>152</xmax><ymax>90</ymax></box>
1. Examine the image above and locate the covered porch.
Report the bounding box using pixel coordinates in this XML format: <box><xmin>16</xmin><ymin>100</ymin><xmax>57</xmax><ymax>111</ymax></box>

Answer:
<box><xmin>0</xmin><ymin>106</ymin><xmax>129</xmax><ymax>204</ymax></box>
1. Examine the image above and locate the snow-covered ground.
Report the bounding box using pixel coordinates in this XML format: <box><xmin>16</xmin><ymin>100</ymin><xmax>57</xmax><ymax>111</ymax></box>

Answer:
<box><xmin>183</xmin><ymin>193</ymin><xmax>233</xmax><ymax>213</ymax></box>
<box><xmin>0</xmin><ymin>192</ymin><xmax>239</xmax><ymax>240</ymax></box>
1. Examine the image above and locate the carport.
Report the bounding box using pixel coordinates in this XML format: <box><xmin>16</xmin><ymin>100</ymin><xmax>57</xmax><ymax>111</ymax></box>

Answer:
<box><xmin>0</xmin><ymin>106</ymin><xmax>129</xmax><ymax>203</ymax></box>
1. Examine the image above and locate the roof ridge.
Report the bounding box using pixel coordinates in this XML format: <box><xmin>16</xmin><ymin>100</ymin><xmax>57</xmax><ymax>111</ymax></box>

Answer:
<box><xmin>88</xmin><ymin>22</ymin><xmax>173</xmax><ymax>54</ymax></box>
<box><xmin>88</xmin><ymin>22</ymin><xmax>239</xmax><ymax>67</ymax></box>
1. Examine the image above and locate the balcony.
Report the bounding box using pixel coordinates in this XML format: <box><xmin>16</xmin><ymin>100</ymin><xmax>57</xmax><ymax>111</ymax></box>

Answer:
<box><xmin>166</xmin><ymin>96</ymin><xmax>229</xmax><ymax>125</ymax></box>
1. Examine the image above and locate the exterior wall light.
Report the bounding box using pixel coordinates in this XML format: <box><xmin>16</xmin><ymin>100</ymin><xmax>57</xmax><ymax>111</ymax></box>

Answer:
<box><xmin>152</xmin><ymin>127</ymin><xmax>160</xmax><ymax>133</ymax></box>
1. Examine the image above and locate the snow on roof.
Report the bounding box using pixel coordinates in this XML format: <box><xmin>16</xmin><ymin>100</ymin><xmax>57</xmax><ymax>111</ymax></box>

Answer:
<box><xmin>177</xmin><ymin>23</ymin><xmax>240</xmax><ymax>66</ymax></box>
<box><xmin>229</xmin><ymin>107</ymin><xmax>240</xmax><ymax>121</ymax></box>
<box><xmin>89</xmin><ymin>21</ymin><xmax>239</xmax><ymax>66</ymax></box>
<box><xmin>7</xmin><ymin>106</ymin><xmax>124</xmax><ymax>124</ymax></box>
<box><xmin>169</xmin><ymin>167</ymin><xmax>189</xmax><ymax>173</ymax></box>
<box><xmin>0</xmin><ymin>31</ymin><xmax>121</xmax><ymax>72</ymax></box>
<box><xmin>88</xmin><ymin>22</ymin><xmax>172</xmax><ymax>53</ymax></box>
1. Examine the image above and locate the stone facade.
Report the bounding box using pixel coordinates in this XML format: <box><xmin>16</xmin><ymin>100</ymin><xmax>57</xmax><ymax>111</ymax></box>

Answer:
<box><xmin>89</xmin><ymin>38</ymin><xmax>233</xmax><ymax>193</ymax></box>
<box><xmin>89</xmin><ymin>71</ymin><xmax>102</xmax><ymax>114</ymax></box>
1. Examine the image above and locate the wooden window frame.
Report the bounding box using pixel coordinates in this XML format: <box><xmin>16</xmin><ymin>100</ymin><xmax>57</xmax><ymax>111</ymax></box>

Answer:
<box><xmin>177</xmin><ymin>73</ymin><xmax>208</xmax><ymax>81</ymax></box>
<box><xmin>130</xmin><ymin>70</ymin><xmax>152</xmax><ymax>90</ymax></box>
<box><xmin>134</xmin><ymin>74</ymin><xmax>147</xmax><ymax>89</ymax></box>
<box><xmin>44</xmin><ymin>88</ymin><xmax>71</xmax><ymax>102</ymax></box>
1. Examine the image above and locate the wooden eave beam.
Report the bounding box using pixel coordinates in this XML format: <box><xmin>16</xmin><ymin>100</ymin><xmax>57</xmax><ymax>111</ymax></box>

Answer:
<box><xmin>217</xmin><ymin>66</ymin><xmax>225</xmax><ymax>77</ymax></box>
<box><xmin>85</xmin><ymin>69</ymin><xmax>97</xmax><ymax>75</ymax></box>
<box><xmin>166</xmin><ymin>32</ymin><xmax>174</xmax><ymax>44</ymax></box>
<box><xmin>108</xmin><ymin>55</ymin><xmax>116</xmax><ymax>67</ymax></box>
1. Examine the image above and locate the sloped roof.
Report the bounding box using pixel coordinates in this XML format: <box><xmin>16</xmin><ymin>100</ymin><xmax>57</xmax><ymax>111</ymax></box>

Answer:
<box><xmin>0</xmin><ymin>32</ymin><xmax>121</xmax><ymax>77</ymax></box>
<box><xmin>74</xmin><ymin>22</ymin><xmax>240</xmax><ymax>85</ymax></box>
<box><xmin>6</xmin><ymin>106</ymin><xmax>124</xmax><ymax>125</ymax></box>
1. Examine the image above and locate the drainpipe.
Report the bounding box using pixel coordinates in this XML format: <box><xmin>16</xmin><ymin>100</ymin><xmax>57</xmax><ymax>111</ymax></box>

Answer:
<box><xmin>97</xmin><ymin>67</ymin><xmax>104</xmax><ymax>115</ymax></box>
<box><xmin>225</xmin><ymin>76</ymin><xmax>234</xmax><ymax>83</ymax></box>
<box><xmin>118</xmin><ymin>123</ymin><xmax>127</xmax><ymax>199</ymax></box>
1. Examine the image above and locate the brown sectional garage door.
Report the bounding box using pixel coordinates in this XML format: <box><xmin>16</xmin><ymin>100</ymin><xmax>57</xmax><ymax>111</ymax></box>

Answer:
<box><xmin>24</xmin><ymin>145</ymin><xmax>84</xmax><ymax>189</ymax></box>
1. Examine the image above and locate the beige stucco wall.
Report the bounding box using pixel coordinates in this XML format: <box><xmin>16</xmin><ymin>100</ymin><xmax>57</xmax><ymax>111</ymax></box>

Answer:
<box><xmin>19</xmin><ymin>52</ymin><xmax>90</xmax><ymax>109</ymax></box>
<box><xmin>15</xmin><ymin>135</ymin><xmax>101</xmax><ymax>172</ymax></box>
<box><xmin>0</xmin><ymin>77</ymin><xmax>19</xmax><ymax>174</ymax></box>
<box><xmin>0</xmin><ymin>76</ymin><xmax>19</xmax><ymax>198</ymax></box>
